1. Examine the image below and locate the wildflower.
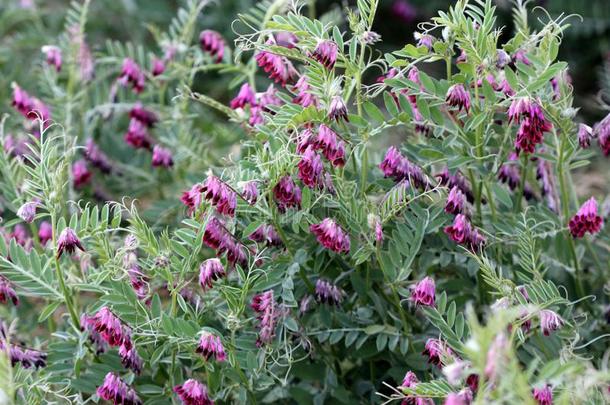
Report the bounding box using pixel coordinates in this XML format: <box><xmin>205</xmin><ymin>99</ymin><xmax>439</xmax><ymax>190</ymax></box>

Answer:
<box><xmin>422</xmin><ymin>338</ymin><xmax>453</xmax><ymax>367</ymax></box>
<box><xmin>56</xmin><ymin>227</ymin><xmax>85</xmax><ymax>258</ymax></box>
<box><xmin>362</xmin><ymin>31</ymin><xmax>381</xmax><ymax>44</ymax></box>
<box><xmin>292</xmin><ymin>76</ymin><xmax>318</xmax><ymax>107</ymax></box>
<box><xmin>249</xmin><ymin>224</ymin><xmax>283</xmax><ymax>247</ymax></box>
<box><xmin>498</xmin><ymin>78</ymin><xmax>515</xmax><ymax>97</ymax></box>
<box><xmin>255</xmin><ymin>41</ymin><xmax>298</xmax><ymax>86</ymax></box>
<box><xmin>273</xmin><ymin>175</ymin><xmax>302</xmax><ymax>212</ymax></box>
<box><xmin>532</xmin><ymin>385</ymin><xmax>553</xmax><ymax>405</ymax></box>
<box><xmin>127</xmin><ymin>265</ymin><xmax>149</xmax><ymax>302</ymax></box>
<box><xmin>85</xmin><ymin>306</ymin><xmax>133</xmax><ymax>348</ymax></box>
<box><xmin>251</xmin><ymin>290</ymin><xmax>277</xmax><ymax>346</ymax></box>
<box><xmin>577</xmin><ymin>124</ymin><xmax>593</xmax><ymax>149</ymax></box>
<box><xmin>497</xmin><ymin>153</ymin><xmax>535</xmax><ymax>200</ymax></box>
<box><xmin>466</xmin><ymin>374</ymin><xmax>479</xmax><ymax>393</ymax></box>
<box><xmin>310</xmin><ymin>218</ymin><xmax>350</xmax><ymax>254</ymax></box>
<box><xmin>85</xmin><ymin>139</ymin><xmax>112</xmax><ymax>173</ymax></box>
<box><xmin>375</xmin><ymin>221</ymin><xmax>383</xmax><ymax>242</ymax></box>
<box><xmin>118</xmin><ymin>58</ymin><xmax>145</xmax><ymax>93</ymax></box>
<box><xmin>299</xmin><ymin>295</ymin><xmax>313</xmax><ymax>315</ymax></box>
<box><xmin>0</xmin><ymin>276</ymin><xmax>18</xmax><ymax>306</ymax></box>
<box><xmin>130</xmin><ymin>103</ymin><xmax>158</xmax><ymax>127</ymax></box>
<box><xmin>410</xmin><ymin>276</ymin><xmax>435</xmax><ymax>307</ymax></box>
<box><xmin>400</xmin><ymin>371</ymin><xmax>434</xmax><ymax>405</ymax></box>
<box><xmin>16</xmin><ymin>201</ymin><xmax>38</xmax><ymax>223</ymax></box>
<box><xmin>151</xmin><ymin>57</ymin><xmax>165</xmax><ymax>76</ymax></box>
<box><xmin>242</xmin><ymin>181</ymin><xmax>258</xmax><ymax>204</ymax></box>
<box><xmin>10</xmin><ymin>224</ymin><xmax>32</xmax><ymax>249</ymax></box>
<box><xmin>199</xmin><ymin>30</ymin><xmax>225</xmax><ymax>63</ymax></box>
<box><xmin>38</xmin><ymin>221</ymin><xmax>52</xmax><ymax>246</ymax></box>
<box><xmin>512</xmin><ymin>49</ymin><xmax>531</xmax><ymax>66</ymax></box>
<box><xmin>595</xmin><ymin>113</ymin><xmax>610</xmax><ymax>155</ymax></box>
<box><xmin>0</xmin><ymin>340</ymin><xmax>46</xmax><ymax>369</ymax></box>
<box><xmin>315</xmin><ymin>279</ymin><xmax>344</xmax><ymax>305</ymax></box>
<box><xmin>508</xmin><ymin>98</ymin><xmax>552</xmax><ymax>155</ymax></box>
<box><xmin>11</xmin><ymin>83</ymin><xmax>34</xmax><ymax>118</ymax></box>
<box><xmin>97</xmin><ymin>372</ymin><xmax>142</xmax><ymax>405</ymax></box>
<box><xmin>230</xmin><ymin>83</ymin><xmax>256</xmax><ymax>109</ymax></box>
<box><xmin>202</xmin><ymin>218</ymin><xmax>247</xmax><ymax>268</ymax></box>
<box><xmin>484</xmin><ymin>333</ymin><xmax>508</xmax><ymax>381</ymax></box>
<box><xmin>415</xmin><ymin>32</ymin><xmax>434</xmax><ymax>50</ymax></box>
<box><xmin>274</xmin><ymin>31</ymin><xmax>298</xmax><ymax>48</ymax></box>
<box><xmin>196</xmin><ymin>331</ymin><xmax>226</xmax><ymax>361</ymax></box>
<box><xmin>119</xmin><ymin>343</ymin><xmax>143</xmax><ymax>374</ymax></box>
<box><xmin>124</xmin><ymin>119</ymin><xmax>153</xmax><ymax>150</ymax></box>
<box><xmin>445</xmin><ymin>186</ymin><xmax>465</xmax><ymax>215</ymax></box>
<box><xmin>181</xmin><ymin>183</ymin><xmax>204</xmax><ymax>214</ymax></box>
<box><xmin>496</xmin><ymin>49</ymin><xmax>510</xmax><ymax>68</ymax></box>
<box><xmin>298</xmin><ymin>146</ymin><xmax>324</xmax><ymax>188</ymax></box>
<box><xmin>201</xmin><ymin>175</ymin><xmax>237</xmax><ymax>217</ymax></box>
<box><xmin>446</xmin><ymin>84</ymin><xmax>471</xmax><ymax>113</ymax></box>
<box><xmin>569</xmin><ymin>197</ymin><xmax>603</xmax><ymax>238</ymax></box>
<box><xmin>199</xmin><ymin>258</ymin><xmax>226</xmax><ymax>290</ymax></box>
<box><xmin>539</xmin><ymin>309</ymin><xmax>563</xmax><ymax>336</ymax></box>
<box><xmin>443</xmin><ymin>360</ymin><xmax>469</xmax><ymax>385</ymax></box>
<box><xmin>444</xmin><ymin>393</ymin><xmax>466</xmax><ymax>405</ymax></box>
<box><xmin>72</xmin><ymin>159</ymin><xmax>92</xmax><ymax>188</ymax></box>
<box><xmin>202</xmin><ymin>217</ymin><xmax>227</xmax><ymax>250</ymax></box>
<box><xmin>536</xmin><ymin>159</ymin><xmax>559</xmax><ymax>212</ymax></box>
<box><xmin>391</xmin><ymin>0</ymin><xmax>417</xmax><ymax>23</ymax></box>
<box><xmin>41</xmin><ymin>45</ymin><xmax>62</xmax><ymax>72</ymax></box>
<box><xmin>315</xmin><ymin>125</ymin><xmax>346</xmax><ymax>167</ymax></box>
<box><xmin>174</xmin><ymin>379</ymin><xmax>214</xmax><ymax>405</ymax></box>
<box><xmin>380</xmin><ymin>146</ymin><xmax>428</xmax><ymax>189</ymax></box>
<box><xmin>151</xmin><ymin>145</ymin><xmax>174</xmax><ymax>168</ymax></box>
<box><xmin>257</xmin><ymin>84</ymin><xmax>283</xmax><ymax>112</ymax></box>
<box><xmin>329</xmin><ymin>95</ymin><xmax>349</xmax><ymax>122</ymax></box>
<box><xmin>444</xmin><ymin>214</ymin><xmax>485</xmax><ymax>251</ymax></box>
<box><xmin>311</xmin><ymin>40</ymin><xmax>338</xmax><ymax>69</ymax></box>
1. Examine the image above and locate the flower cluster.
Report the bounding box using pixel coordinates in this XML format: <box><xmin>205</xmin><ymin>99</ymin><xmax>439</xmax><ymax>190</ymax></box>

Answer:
<box><xmin>97</xmin><ymin>372</ymin><xmax>142</xmax><ymax>405</ymax></box>
<box><xmin>380</xmin><ymin>146</ymin><xmax>429</xmax><ymax>189</ymax></box>
<box><xmin>444</xmin><ymin>214</ymin><xmax>485</xmax><ymax>251</ymax></box>
<box><xmin>251</xmin><ymin>290</ymin><xmax>277</xmax><ymax>346</ymax></box>
<box><xmin>174</xmin><ymin>379</ymin><xmax>214</xmax><ymax>405</ymax></box>
<box><xmin>508</xmin><ymin>98</ymin><xmax>552</xmax><ymax>155</ymax></box>
<box><xmin>310</xmin><ymin>218</ymin><xmax>350</xmax><ymax>254</ymax></box>
<box><xmin>202</xmin><ymin>217</ymin><xmax>247</xmax><ymax>267</ymax></box>
<box><xmin>568</xmin><ymin>197</ymin><xmax>603</xmax><ymax>238</ymax></box>
<box><xmin>196</xmin><ymin>331</ymin><xmax>226</xmax><ymax>362</ymax></box>
<box><xmin>315</xmin><ymin>279</ymin><xmax>344</xmax><ymax>305</ymax></box>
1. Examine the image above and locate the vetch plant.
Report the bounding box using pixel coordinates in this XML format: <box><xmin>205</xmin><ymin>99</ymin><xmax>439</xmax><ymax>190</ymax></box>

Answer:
<box><xmin>0</xmin><ymin>0</ymin><xmax>609</xmax><ymax>404</ymax></box>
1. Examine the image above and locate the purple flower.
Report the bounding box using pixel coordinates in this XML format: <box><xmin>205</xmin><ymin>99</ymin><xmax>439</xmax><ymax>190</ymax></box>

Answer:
<box><xmin>539</xmin><ymin>309</ymin><xmax>563</xmax><ymax>336</ymax></box>
<box><xmin>17</xmin><ymin>201</ymin><xmax>38</xmax><ymax>223</ymax></box>
<box><xmin>202</xmin><ymin>218</ymin><xmax>247</xmax><ymax>268</ymax></box>
<box><xmin>496</xmin><ymin>49</ymin><xmax>510</xmax><ymax>68</ymax></box>
<box><xmin>274</xmin><ymin>31</ymin><xmax>298</xmax><ymax>48</ymax></box>
<box><xmin>196</xmin><ymin>331</ymin><xmax>226</xmax><ymax>362</ymax></box>
<box><xmin>199</xmin><ymin>30</ymin><xmax>225</xmax><ymax>63</ymax></box>
<box><xmin>81</xmin><ymin>312</ymin><xmax>110</xmax><ymax>353</ymax></box>
<box><xmin>84</xmin><ymin>307</ymin><xmax>131</xmax><ymax>347</ymax></box>
<box><xmin>315</xmin><ymin>124</ymin><xmax>345</xmax><ymax>167</ymax></box>
<box><xmin>445</xmin><ymin>186</ymin><xmax>465</xmax><ymax>215</ymax></box>
<box><xmin>249</xmin><ymin>224</ymin><xmax>283</xmax><ymax>247</ymax></box>
<box><xmin>230</xmin><ymin>83</ymin><xmax>256</xmax><ymax>109</ymax></box>
<box><xmin>532</xmin><ymin>385</ymin><xmax>553</xmax><ymax>405</ymax></box>
<box><xmin>0</xmin><ymin>276</ymin><xmax>18</xmax><ymax>306</ymax></box>
<box><xmin>273</xmin><ymin>175</ymin><xmax>302</xmax><ymax>212</ymax></box>
<box><xmin>443</xmin><ymin>393</ymin><xmax>466</xmax><ymax>405</ymax></box>
<box><xmin>127</xmin><ymin>265</ymin><xmax>149</xmax><ymax>302</ymax></box>
<box><xmin>595</xmin><ymin>113</ymin><xmax>610</xmax><ymax>155</ymax></box>
<box><xmin>0</xmin><ymin>332</ymin><xmax>46</xmax><ymax>368</ymax></box>
<box><xmin>410</xmin><ymin>276</ymin><xmax>435</xmax><ymax>307</ymax></box>
<box><xmin>292</xmin><ymin>76</ymin><xmax>319</xmax><ymax>107</ymax></box>
<box><xmin>85</xmin><ymin>139</ymin><xmax>112</xmax><ymax>173</ymax></box>
<box><xmin>415</xmin><ymin>33</ymin><xmax>434</xmax><ymax>50</ymax></box>
<box><xmin>201</xmin><ymin>175</ymin><xmax>237</xmax><ymax>217</ymax></box>
<box><xmin>151</xmin><ymin>57</ymin><xmax>165</xmax><ymax>76</ymax></box>
<box><xmin>400</xmin><ymin>371</ymin><xmax>434</xmax><ymax>405</ymax></box>
<box><xmin>444</xmin><ymin>214</ymin><xmax>485</xmax><ymax>251</ymax></box>
<box><xmin>329</xmin><ymin>95</ymin><xmax>349</xmax><ymax>122</ymax></box>
<box><xmin>498</xmin><ymin>78</ymin><xmax>515</xmax><ymax>97</ymax></box>
<box><xmin>242</xmin><ymin>181</ymin><xmax>258</xmax><ymax>204</ymax></box>
<box><xmin>422</xmin><ymin>338</ymin><xmax>453</xmax><ymax>367</ymax></box>
<box><xmin>119</xmin><ymin>343</ymin><xmax>142</xmax><ymax>374</ymax></box>
<box><xmin>311</xmin><ymin>40</ymin><xmax>338</xmax><ymax>69</ymax></box>
<box><xmin>310</xmin><ymin>218</ymin><xmax>350</xmax><ymax>254</ymax></box>
<box><xmin>174</xmin><ymin>379</ymin><xmax>214</xmax><ymax>405</ymax></box>
<box><xmin>446</xmin><ymin>84</ymin><xmax>471</xmax><ymax>113</ymax></box>
<box><xmin>508</xmin><ymin>98</ymin><xmax>552</xmax><ymax>155</ymax></box>
<box><xmin>298</xmin><ymin>146</ymin><xmax>324</xmax><ymax>188</ymax></box>
<box><xmin>38</xmin><ymin>221</ymin><xmax>52</xmax><ymax>246</ymax></box>
<box><xmin>536</xmin><ymin>159</ymin><xmax>559</xmax><ymax>212</ymax></box>
<box><xmin>380</xmin><ymin>146</ymin><xmax>429</xmax><ymax>189</ymax></box>
<box><xmin>569</xmin><ymin>197</ymin><xmax>603</xmax><ymax>238</ymax></box>
<box><xmin>577</xmin><ymin>123</ymin><xmax>593</xmax><ymax>149</ymax></box>
<box><xmin>251</xmin><ymin>290</ymin><xmax>277</xmax><ymax>346</ymax></box>
<box><xmin>118</xmin><ymin>58</ymin><xmax>145</xmax><ymax>93</ymax></box>
<box><xmin>41</xmin><ymin>45</ymin><xmax>62</xmax><ymax>72</ymax></box>
<box><xmin>152</xmin><ymin>145</ymin><xmax>174</xmax><ymax>168</ymax></box>
<box><xmin>72</xmin><ymin>159</ymin><xmax>92</xmax><ymax>188</ymax></box>
<box><xmin>315</xmin><ymin>279</ymin><xmax>344</xmax><ymax>305</ymax></box>
<box><xmin>56</xmin><ymin>227</ymin><xmax>85</xmax><ymax>258</ymax></box>
<box><xmin>129</xmin><ymin>103</ymin><xmax>158</xmax><ymax>127</ymax></box>
<box><xmin>513</xmin><ymin>49</ymin><xmax>531</xmax><ymax>66</ymax></box>
<box><xmin>124</xmin><ymin>119</ymin><xmax>153</xmax><ymax>150</ymax></box>
<box><xmin>97</xmin><ymin>372</ymin><xmax>142</xmax><ymax>405</ymax></box>
<box><xmin>256</xmin><ymin>40</ymin><xmax>298</xmax><ymax>86</ymax></box>
<box><xmin>391</xmin><ymin>0</ymin><xmax>417</xmax><ymax>23</ymax></box>
<box><xmin>11</xmin><ymin>83</ymin><xmax>35</xmax><ymax>119</ymax></box>
<box><xmin>484</xmin><ymin>333</ymin><xmax>507</xmax><ymax>381</ymax></box>
<box><xmin>199</xmin><ymin>258</ymin><xmax>226</xmax><ymax>290</ymax></box>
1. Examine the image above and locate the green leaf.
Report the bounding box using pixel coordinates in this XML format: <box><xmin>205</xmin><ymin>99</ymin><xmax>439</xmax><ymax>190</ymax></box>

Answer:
<box><xmin>38</xmin><ymin>301</ymin><xmax>62</xmax><ymax>322</ymax></box>
<box><xmin>364</xmin><ymin>324</ymin><xmax>385</xmax><ymax>335</ymax></box>
<box><xmin>363</xmin><ymin>101</ymin><xmax>385</xmax><ymax>122</ymax></box>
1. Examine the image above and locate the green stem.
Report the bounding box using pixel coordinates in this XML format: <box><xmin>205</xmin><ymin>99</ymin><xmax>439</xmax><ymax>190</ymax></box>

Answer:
<box><xmin>515</xmin><ymin>154</ymin><xmax>528</xmax><ymax>213</ymax></box>
<box><xmin>51</xmin><ymin>215</ymin><xmax>80</xmax><ymax>331</ymax></box>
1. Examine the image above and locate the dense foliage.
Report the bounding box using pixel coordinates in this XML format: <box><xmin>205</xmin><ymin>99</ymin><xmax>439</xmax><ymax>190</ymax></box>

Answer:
<box><xmin>0</xmin><ymin>0</ymin><xmax>609</xmax><ymax>404</ymax></box>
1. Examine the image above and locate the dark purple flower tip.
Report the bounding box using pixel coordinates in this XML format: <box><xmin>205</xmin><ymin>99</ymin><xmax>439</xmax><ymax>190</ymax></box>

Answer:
<box><xmin>315</xmin><ymin>279</ymin><xmax>345</xmax><ymax>305</ymax></box>
<box><xmin>242</xmin><ymin>181</ymin><xmax>258</xmax><ymax>204</ymax></box>
<box><xmin>97</xmin><ymin>372</ymin><xmax>142</xmax><ymax>405</ymax></box>
<box><xmin>539</xmin><ymin>309</ymin><xmax>563</xmax><ymax>336</ymax></box>
<box><xmin>38</xmin><ymin>221</ymin><xmax>52</xmax><ymax>246</ymax></box>
<box><xmin>118</xmin><ymin>58</ymin><xmax>145</xmax><ymax>93</ymax></box>
<box><xmin>249</xmin><ymin>224</ymin><xmax>283</xmax><ymax>247</ymax></box>
<box><xmin>422</xmin><ymin>338</ymin><xmax>454</xmax><ymax>368</ymax></box>
<box><xmin>129</xmin><ymin>103</ymin><xmax>158</xmax><ymax>128</ymax></box>
<box><xmin>311</xmin><ymin>40</ymin><xmax>338</xmax><ymax>70</ymax></box>
<box><xmin>42</xmin><ymin>45</ymin><xmax>62</xmax><ymax>72</ymax></box>
<box><xmin>196</xmin><ymin>331</ymin><xmax>226</xmax><ymax>362</ymax></box>
<box><xmin>124</xmin><ymin>119</ymin><xmax>153</xmax><ymax>150</ymax></box>
<box><xmin>379</xmin><ymin>146</ymin><xmax>429</xmax><ymax>189</ymax></box>
<box><xmin>445</xmin><ymin>186</ymin><xmax>465</xmax><ymax>215</ymax></box>
<box><xmin>200</xmin><ymin>30</ymin><xmax>225</xmax><ymax>63</ymax></box>
<box><xmin>151</xmin><ymin>57</ymin><xmax>165</xmax><ymax>76</ymax></box>
<box><xmin>310</xmin><ymin>218</ymin><xmax>350</xmax><ymax>254</ymax></box>
<box><xmin>315</xmin><ymin>124</ymin><xmax>345</xmax><ymax>167</ymax></box>
<box><xmin>201</xmin><ymin>175</ymin><xmax>237</xmax><ymax>217</ymax></box>
<box><xmin>151</xmin><ymin>145</ymin><xmax>174</xmax><ymax>168</ymax></box>
<box><xmin>72</xmin><ymin>159</ymin><xmax>92</xmax><ymax>188</ymax></box>
<box><xmin>532</xmin><ymin>384</ymin><xmax>553</xmax><ymax>405</ymax></box>
<box><xmin>410</xmin><ymin>276</ymin><xmax>435</xmax><ymax>307</ymax></box>
<box><xmin>446</xmin><ymin>84</ymin><xmax>471</xmax><ymax>113</ymax></box>
<box><xmin>119</xmin><ymin>342</ymin><xmax>143</xmax><ymax>374</ymax></box>
<box><xmin>415</xmin><ymin>32</ymin><xmax>434</xmax><ymax>50</ymax></box>
<box><xmin>0</xmin><ymin>276</ymin><xmax>19</xmax><ymax>306</ymax></box>
<box><xmin>174</xmin><ymin>379</ymin><xmax>214</xmax><ymax>405</ymax></box>
<box><xmin>256</xmin><ymin>40</ymin><xmax>298</xmax><ymax>86</ymax></box>
<box><xmin>273</xmin><ymin>175</ymin><xmax>302</xmax><ymax>212</ymax></box>
<box><xmin>297</xmin><ymin>146</ymin><xmax>324</xmax><ymax>188</ymax></box>
<box><xmin>230</xmin><ymin>83</ymin><xmax>256</xmax><ymax>109</ymax></box>
<box><xmin>569</xmin><ymin>197</ymin><xmax>603</xmax><ymax>238</ymax></box>
<box><xmin>444</xmin><ymin>214</ymin><xmax>485</xmax><ymax>251</ymax></box>
<box><xmin>577</xmin><ymin>123</ymin><xmax>593</xmax><ymax>149</ymax></box>
<box><xmin>329</xmin><ymin>95</ymin><xmax>349</xmax><ymax>122</ymax></box>
<box><xmin>292</xmin><ymin>76</ymin><xmax>319</xmax><ymax>107</ymax></box>
<box><xmin>56</xmin><ymin>227</ymin><xmax>85</xmax><ymax>258</ymax></box>
<box><xmin>199</xmin><ymin>258</ymin><xmax>226</xmax><ymax>290</ymax></box>
<box><xmin>85</xmin><ymin>139</ymin><xmax>112</xmax><ymax>173</ymax></box>
<box><xmin>595</xmin><ymin>113</ymin><xmax>610</xmax><ymax>155</ymax></box>
<box><xmin>512</xmin><ymin>49</ymin><xmax>531</xmax><ymax>66</ymax></box>
<box><xmin>251</xmin><ymin>290</ymin><xmax>277</xmax><ymax>346</ymax></box>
